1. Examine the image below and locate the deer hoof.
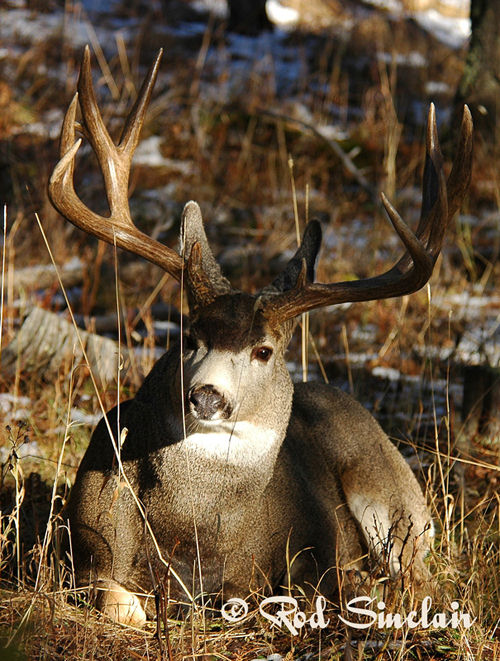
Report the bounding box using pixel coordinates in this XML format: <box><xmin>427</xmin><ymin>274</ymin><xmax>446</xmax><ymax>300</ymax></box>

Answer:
<box><xmin>96</xmin><ymin>580</ymin><xmax>147</xmax><ymax>627</ymax></box>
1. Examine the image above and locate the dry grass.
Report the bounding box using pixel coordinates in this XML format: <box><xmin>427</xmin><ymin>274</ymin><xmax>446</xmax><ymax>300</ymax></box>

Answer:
<box><xmin>1</xmin><ymin>3</ymin><xmax>499</xmax><ymax>659</ymax></box>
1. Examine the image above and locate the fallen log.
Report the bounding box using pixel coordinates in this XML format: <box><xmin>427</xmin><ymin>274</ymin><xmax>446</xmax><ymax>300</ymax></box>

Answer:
<box><xmin>0</xmin><ymin>306</ymin><xmax>128</xmax><ymax>386</ymax></box>
<box><xmin>11</xmin><ymin>258</ymin><xmax>84</xmax><ymax>294</ymax></box>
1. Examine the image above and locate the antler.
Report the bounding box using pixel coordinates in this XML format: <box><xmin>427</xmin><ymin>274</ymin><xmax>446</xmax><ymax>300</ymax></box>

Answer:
<box><xmin>48</xmin><ymin>46</ymin><xmax>185</xmax><ymax>282</ymax></box>
<box><xmin>263</xmin><ymin>104</ymin><xmax>473</xmax><ymax>324</ymax></box>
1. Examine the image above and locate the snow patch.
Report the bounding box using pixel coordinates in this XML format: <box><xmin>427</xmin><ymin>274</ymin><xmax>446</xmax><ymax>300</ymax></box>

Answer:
<box><xmin>377</xmin><ymin>51</ymin><xmax>427</xmax><ymax>67</ymax></box>
<box><xmin>372</xmin><ymin>366</ymin><xmax>401</xmax><ymax>381</ymax></box>
<box><xmin>425</xmin><ymin>80</ymin><xmax>452</xmax><ymax>95</ymax></box>
<box><xmin>0</xmin><ymin>394</ymin><xmax>31</xmax><ymax>422</ymax></box>
<box><xmin>70</xmin><ymin>408</ymin><xmax>102</xmax><ymax>427</ymax></box>
<box><xmin>191</xmin><ymin>0</ymin><xmax>228</xmax><ymax>18</ymax></box>
<box><xmin>133</xmin><ymin>136</ymin><xmax>195</xmax><ymax>174</ymax></box>
<box><xmin>266</xmin><ymin>0</ymin><xmax>300</xmax><ymax>28</ymax></box>
<box><xmin>413</xmin><ymin>10</ymin><xmax>470</xmax><ymax>49</ymax></box>
<box><xmin>365</xmin><ymin>0</ymin><xmax>403</xmax><ymax>12</ymax></box>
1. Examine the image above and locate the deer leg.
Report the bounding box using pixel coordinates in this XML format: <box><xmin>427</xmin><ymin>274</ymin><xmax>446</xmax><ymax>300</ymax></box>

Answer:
<box><xmin>346</xmin><ymin>493</ymin><xmax>434</xmax><ymax>594</ymax></box>
<box><xmin>95</xmin><ymin>579</ymin><xmax>147</xmax><ymax>627</ymax></box>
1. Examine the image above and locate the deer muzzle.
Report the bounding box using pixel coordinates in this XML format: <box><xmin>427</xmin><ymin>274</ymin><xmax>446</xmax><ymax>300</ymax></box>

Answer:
<box><xmin>188</xmin><ymin>384</ymin><xmax>233</xmax><ymax>421</ymax></box>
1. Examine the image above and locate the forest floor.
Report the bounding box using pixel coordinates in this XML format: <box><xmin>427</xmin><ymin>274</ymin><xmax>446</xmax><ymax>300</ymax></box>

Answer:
<box><xmin>0</xmin><ymin>0</ymin><xmax>498</xmax><ymax>659</ymax></box>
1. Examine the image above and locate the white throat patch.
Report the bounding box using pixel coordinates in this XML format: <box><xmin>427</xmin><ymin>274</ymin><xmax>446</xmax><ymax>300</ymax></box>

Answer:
<box><xmin>182</xmin><ymin>421</ymin><xmax>280</xmax><ymax>466</ymax></box>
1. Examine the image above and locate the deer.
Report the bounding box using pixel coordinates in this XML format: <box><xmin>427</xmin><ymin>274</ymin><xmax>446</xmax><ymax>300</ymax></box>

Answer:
<box><xmin>49</xmin><ymin>46</ymin><xmax>473</xmax><ymax>627</ymax></box>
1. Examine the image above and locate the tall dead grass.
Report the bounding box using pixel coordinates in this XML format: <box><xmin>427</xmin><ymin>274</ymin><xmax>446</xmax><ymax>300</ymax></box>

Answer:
<box><xmin>0</xmin><ymin>7</ymin><xmax>499</xmax><ymax>660</ymax></box>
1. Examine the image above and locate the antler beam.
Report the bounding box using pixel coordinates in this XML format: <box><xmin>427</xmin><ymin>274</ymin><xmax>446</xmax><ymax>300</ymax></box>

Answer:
<box><xmin>263</xmin><ymin>104</ymin><xmax>473</xmax><ymax>324</ymax></box>
<box><xmin>48</xmin><ymin>46</ymin><xmax>185</xmax><ymax>282</ymax></box>
<box><xmin>49</xmin><ymin>48</ymin><xmax>473</xmax><ymax>318</ymax></box>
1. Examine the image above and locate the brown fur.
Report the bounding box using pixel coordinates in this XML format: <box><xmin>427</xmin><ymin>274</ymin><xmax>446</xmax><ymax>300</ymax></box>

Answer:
<box><xmin>64</xmin><ymin>293</ymin><xmax>432</xmax><ymax>622</ymax></box>
<box><xmin>50</xmin><ymin>52</ymin><xmax>472</xmax><ymax>627</ymax></box>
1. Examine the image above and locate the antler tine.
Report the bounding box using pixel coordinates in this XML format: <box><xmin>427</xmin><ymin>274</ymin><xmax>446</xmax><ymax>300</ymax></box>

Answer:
<box><xmin>48</xmin><ymin>46</ymin><xmax>184</xmax><ymax>281</ymax></box>
<box><xmin>264</xmin><ymin>104</ymin><xmax>473</xmax><ymax>324</ymax></box>
<box><xmin>420</xmin><ymin>103</ymin><xmax>442</xmax><ymax>226</ymax></box>
<box><xmin>383</xmin><ymin>104</ymin><xmax>449</xmax><ymax>275</ymax></box>
<box><xmin>60</xmin><ymin>92</ymin><xmax>80</xmax><ymax>166</ymax></box>
<box><xmin>445</xmin><ymin>105</ymin><xmax>473</xmax><ymax>220</ymax></box>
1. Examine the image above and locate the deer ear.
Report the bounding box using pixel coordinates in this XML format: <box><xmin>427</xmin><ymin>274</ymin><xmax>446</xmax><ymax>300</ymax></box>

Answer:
<box><xmin>180</xmin><ymin>201</ymin><xmax>231</xmax><ymax>296</ymax></box>
<box><xmin>270</xmin><ymin>220</ymin><xmax>322</xmax><ymax>293</ymax></box>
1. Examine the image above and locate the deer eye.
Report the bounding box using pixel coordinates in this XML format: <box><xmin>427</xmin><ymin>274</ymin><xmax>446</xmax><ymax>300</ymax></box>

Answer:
<box><xmin>251</xmin><ymin>346</ymin><xmax>273</xmax><ymax>363</ymax></box>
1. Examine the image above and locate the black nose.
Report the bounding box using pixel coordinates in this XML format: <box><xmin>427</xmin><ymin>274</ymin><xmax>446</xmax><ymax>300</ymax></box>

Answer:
<box><xmin>188</xmin><ymin>385</ymin><xmax>231</xmax><ymax>420</ymax></box>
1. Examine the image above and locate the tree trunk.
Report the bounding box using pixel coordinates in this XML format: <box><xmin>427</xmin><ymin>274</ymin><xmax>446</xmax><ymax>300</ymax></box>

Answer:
<box><xmin>227</xmin><ymin>0</ymin><xmax>273</xmax><ymax>35</ymax></box>
<box><xmin>455</xmin><ymin>0</ymin><xmax>500</xmax><ymax>144</ymax></box>
<box><xmin>1</xmin><ymin>307</ymin><xmax>128</xmax><ymax>387</ymax></box>
<box><xmin>461</xmin><ymin>365</ymin><xmax>500</xmax><ymax>447</ymax></box>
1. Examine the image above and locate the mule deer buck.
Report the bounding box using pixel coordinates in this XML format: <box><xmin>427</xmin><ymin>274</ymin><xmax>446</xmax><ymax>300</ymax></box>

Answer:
<box><xmin>49</xmin><ymin>47</ymin><xmax>473</xmax><ymax>627</ymax></box>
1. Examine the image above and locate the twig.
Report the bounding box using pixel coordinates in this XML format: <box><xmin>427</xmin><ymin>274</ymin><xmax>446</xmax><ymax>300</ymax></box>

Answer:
<box><xmin>257</xmin><ymin>108</ymin><xmax>378</xmax><ymax>201</ymax></box>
